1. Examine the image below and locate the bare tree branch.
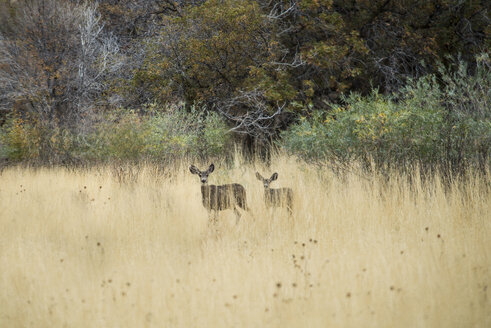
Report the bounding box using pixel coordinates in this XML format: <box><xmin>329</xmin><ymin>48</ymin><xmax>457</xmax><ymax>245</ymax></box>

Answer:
<box><xmin>216</xmin><ymin>89</ymin><xmax>286</xmax><ymax>141</ymax></box>
<box><xmin>0</xmin><ymin>0</ymin><xmax>122</xmax><ymax>131</ymax></box>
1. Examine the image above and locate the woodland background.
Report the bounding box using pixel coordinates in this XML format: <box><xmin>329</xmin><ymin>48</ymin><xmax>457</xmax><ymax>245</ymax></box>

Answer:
<box><xmin>0</xmin><ymin>0</ymin><xmax>489</xmax><ymax>174</ymax></box>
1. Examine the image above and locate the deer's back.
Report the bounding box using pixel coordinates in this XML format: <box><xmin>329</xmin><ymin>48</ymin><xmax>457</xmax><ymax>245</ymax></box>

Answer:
<box><xmin>201</xmin><ymin>184</ymin><xmax>247</xmax><ymax>210</ymax></box>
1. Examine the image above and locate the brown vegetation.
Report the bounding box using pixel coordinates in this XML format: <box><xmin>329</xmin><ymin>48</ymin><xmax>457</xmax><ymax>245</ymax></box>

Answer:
<box><xmin>0</xmin><ymin>154</ymin><xmax>489</xmax><ymax>327</ymax></box>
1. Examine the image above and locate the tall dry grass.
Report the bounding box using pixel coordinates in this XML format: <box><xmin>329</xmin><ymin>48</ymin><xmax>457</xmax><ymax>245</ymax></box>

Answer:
<box><xmin>0</xmin><ymin>155</ymin><xmax>489</xmax><ymax>327</ymax></box>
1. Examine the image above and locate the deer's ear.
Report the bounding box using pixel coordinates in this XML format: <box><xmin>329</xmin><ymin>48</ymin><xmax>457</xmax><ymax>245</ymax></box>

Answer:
<box><xmin>189</xmin><ymin>165</ymin><xmax>199</xmax><ymax>175</ymax></box>
<box><xmin>270</xmin><ymin>172</ymin><xmax>278</xmax><ymax>181</ymax></box>
<box><xmin>207</xmin><ymin>163</ymin><xmax>215</xmax><ymax>173</ymax></box>
<box><xmin>255</xmin><ymin>172</ymin><xmax>264</xmax><ymax>181</ymax></box>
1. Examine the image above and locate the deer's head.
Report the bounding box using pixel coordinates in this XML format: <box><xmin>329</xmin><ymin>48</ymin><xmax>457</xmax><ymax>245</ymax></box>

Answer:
<box><xmin>255</xmin><ymin>172</ymin><xmax>278</xmax><ymax>188</ymax></box>
<box><xmin>190</xmin><ymin>164</ymin><xmax>215</xmax><ymax>184</ymax></box>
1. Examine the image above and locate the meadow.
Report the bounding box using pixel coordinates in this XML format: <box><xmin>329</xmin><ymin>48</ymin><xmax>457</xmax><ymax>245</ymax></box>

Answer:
<box><xmin>0</xmin><ymin>155</ymin><xmax>489</xmax><ymax>328</ymax></box>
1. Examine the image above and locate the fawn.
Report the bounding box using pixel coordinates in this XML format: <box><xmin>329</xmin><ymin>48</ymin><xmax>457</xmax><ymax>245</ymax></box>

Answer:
<box><xmin>190</xmin><ymin>164</ymin><xmax>248</xmax><ymax>223</ymax></box>
<box><xmin>255</xmin><ymin>172</ymin><xmax>293</xmax><ymax>216</ymax></box>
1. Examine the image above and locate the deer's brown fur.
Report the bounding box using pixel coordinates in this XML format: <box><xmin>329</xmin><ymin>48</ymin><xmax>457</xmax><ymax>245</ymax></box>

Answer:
<box><xmin>256</xmin><ymin>172</ymin><xmax>293</xmax><ymax>216</ymax></box>
<box><xmin>190</xmin><ymin>164</ymin><xmax>248</xmax><ymax>223</ymax></box>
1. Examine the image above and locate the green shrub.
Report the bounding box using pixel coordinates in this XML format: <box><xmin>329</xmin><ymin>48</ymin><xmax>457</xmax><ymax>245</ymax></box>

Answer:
<box><xmin>101</xmin><ymin>109</ymin><xmax>150</xmax><ymax>162</ymax></box>
<box><xmin>281</xmin><ymin>55</ymin><xmax>491</xmax><ymax>174</ymax></box>
<box><xmin>0</xmin><ymin>104</ymin><xmax>232</xmax><ymax>164</ymax></box>
<box><xmin>0</xmin><ymin>116</ymin><xmax>80</xmax><ymax>164</ymax></box>
<box><xmin>0</xmin><ymin>116</ymin><xmax>40</xmax><ymax>161</ymax></box>
<box><xmin>142</xmin><ymin>104</ymin><xmax>232</xmax><ymax>161</ymax></box>
<box><xmin>202</xmin><ymin>111</ymin><xmax>232</xmax><ymax>157</ymax></box>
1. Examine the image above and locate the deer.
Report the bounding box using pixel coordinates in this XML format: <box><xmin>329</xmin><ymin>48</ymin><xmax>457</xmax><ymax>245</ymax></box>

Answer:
<box><xmin>255</xmin><ymin>172</ymin><xmax>293</xmax><ymax>216</ymax></box>
<box><xmin>189</xmin><ymin>164</ymin><xmax>248</xmax><ymax>224</ymax></box>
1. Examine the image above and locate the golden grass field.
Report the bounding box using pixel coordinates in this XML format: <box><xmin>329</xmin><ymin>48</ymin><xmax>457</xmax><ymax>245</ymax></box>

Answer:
<box><xmin>0</xmin><ymin>155</ymin><xmax>490</xmax><ymax>327</ymax></box>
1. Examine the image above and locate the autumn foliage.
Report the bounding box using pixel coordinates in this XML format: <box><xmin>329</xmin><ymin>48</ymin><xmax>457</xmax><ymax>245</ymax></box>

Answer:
<box><xmin>0</xmin><ymin>0</ymin><xmax>489</xmax><ymax>168</ymax></box>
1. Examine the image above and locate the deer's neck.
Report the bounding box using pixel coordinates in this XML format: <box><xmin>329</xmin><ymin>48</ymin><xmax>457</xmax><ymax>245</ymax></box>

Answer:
<box><xmin>201</xmin><ymin>184</ymin><xmax>213</xmax><ymax>196</ymax></box>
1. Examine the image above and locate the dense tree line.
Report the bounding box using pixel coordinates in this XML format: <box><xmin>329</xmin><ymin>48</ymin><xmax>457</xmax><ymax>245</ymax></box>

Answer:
<box><xmin>0</xmin><ymin>0</ymin><xmax>489</xmax><ymax>167</ymax></box>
